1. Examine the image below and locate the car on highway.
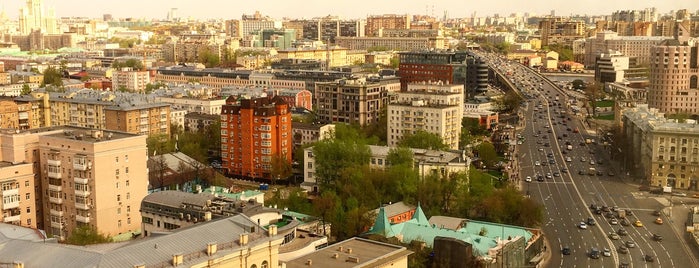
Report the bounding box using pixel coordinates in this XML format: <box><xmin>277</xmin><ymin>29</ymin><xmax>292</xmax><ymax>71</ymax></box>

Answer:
<box><xmin>617</xmin><ymin>228</ymin><xmax>628</xmax><ymax>236</ymax></box>
<box><xmin>535</xmin><ymin>161</ymin><xmax>540</xmax><ymax>166</ymax></box>
<box><xmin>602</xmin><ymin>248</ymin><xmax>611</xmax><ymax>257</ymax></box>
<box><xmin>652</xmin><ymin>233</ymin><xmax>663</xmax><ymax>241</ymax></box>
<box><xmin>618</xmin><ymin>245</ymin><xmax>628</xmax><ymax>254</ymax></box>
<box><xmin>645</xmin><ymin>255</ymin><xmax>655</xmax><ymax>262</ymax></box>
<box><xmin>610</xmin><ymin>218</ymin><xmax>618</xmax><ymax>225</ymax></box>
<box><xmin>620</xmin><ymin>219</ymin><xmax>630</xmax><ymax>226</ymax></box>
<box><xmin>608</xmin><ymin>232</ymin><xmax>620</xmax><ymax>240</ymax></box>
<box><xmin>525</xmin><ymin>176</ymin><xmax>532</xmax><ymax>182</ymax></box>
<box><xmin>625</xmin><ymin>240</ymin><xmax>636</xmax><ymax>248</ymax></box>
<box><xmin>673</xmin><ymin>192</ymin><xmax>687</xmax><ymax>197</ymax></box>
<box><xmin>633</xmin><ymin>220</ymin><xmax>643</xmax><ymax>227</ymax></box>
<box><xmin>589</xmin><ymin>248</ymin><xmax>600</xmax><ymax>259</ymax></box>
<box><xmin>578</xmin><ymin>222</ymin><xmax>587</xmax><ymax>229</ymax></box>
<box><xmin>655</xmin><ymin>217</ymin><xmax>663</xmax><ymax>224</ymax></box>
<box><xmin>653</xmin><ymin>210</ymin><xmax>662</xmax><ymax>216</ymax></box>
<box><xmin>561</xmin><ymin>246</ymin><xmax>571</xmax><ymax>255</ymax></box>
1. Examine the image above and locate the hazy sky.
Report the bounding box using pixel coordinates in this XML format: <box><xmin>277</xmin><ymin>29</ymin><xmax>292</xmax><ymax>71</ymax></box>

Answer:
<box><xmin>1</xmin><ymin>0</ymin><xmax>698</xmax><ymax>20</ymax></box>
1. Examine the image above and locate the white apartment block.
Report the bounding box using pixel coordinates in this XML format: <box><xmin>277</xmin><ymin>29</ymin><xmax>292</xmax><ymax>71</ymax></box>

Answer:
<box><xmin>112</xmin><ymin>68</ymin><xmax>150</xmax><ymax>92</ymax></box>
<box><xmin>583</xmin><ymin>31</ymin><xmax>669</xmax><ymax>67</ymax></box>
<box><xmin>388</xmin><ymin>82</ymin><xmax>464</xmax><ymax>150</ymax></box>
<box><xmin>156</xmin><ymin>96</ymin><xmax>226</xmax><ymax>115</ymax></box>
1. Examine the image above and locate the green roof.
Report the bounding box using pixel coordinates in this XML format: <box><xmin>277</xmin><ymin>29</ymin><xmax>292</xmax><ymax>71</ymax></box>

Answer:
<box><xmin>281</xmin><ymin>211</ymin><xmax>318</xmax><ymax>223</ymax></box>
<box><xmin>201</xmin><ymin>186</ymin><xmax>263</xmax><ymax>200</ymax></box>
<box><xmin>367</xmin><ymin>207</ymin><xmax>396</xmax><ymax>237</ymax></box>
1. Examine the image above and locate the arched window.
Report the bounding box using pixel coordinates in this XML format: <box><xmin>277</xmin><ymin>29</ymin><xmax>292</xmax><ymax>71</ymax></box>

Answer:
<box><xmin>261</xmin><ymin>261</ymin><xmax>269</xmax><ymax>268</ymax></box>
<box><xmin>691</xmin><ymin>75</ymin><xmax>698</xmax><ymax>89</ymax></box>
<box><xmin>250</xmin><ymin>265</ymin><xmax>257</xmax><ymax>268</ymax></box>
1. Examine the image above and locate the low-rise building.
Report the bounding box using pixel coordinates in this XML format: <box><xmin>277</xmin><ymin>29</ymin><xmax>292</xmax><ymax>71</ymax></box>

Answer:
<box><xmin>184</xmin><ymin>112</ymin><xmax>219</xmax><ymax>133</ymax></box>
<box><xmin>292</xmin><ymin>122</ymin><xmax>335</xmax><ymax>148</ymax></box>
<box><xmin>282</xmin><ymin>237</ymin><xmax>411</xmax><ymax>268</ymax></box>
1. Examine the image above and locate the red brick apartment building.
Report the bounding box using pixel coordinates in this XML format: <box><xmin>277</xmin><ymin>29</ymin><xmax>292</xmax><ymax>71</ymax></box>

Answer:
<box><xmin>220</xmin><ymin>96</ymin><xmax>292</xmax><ymax>180</ymax></box>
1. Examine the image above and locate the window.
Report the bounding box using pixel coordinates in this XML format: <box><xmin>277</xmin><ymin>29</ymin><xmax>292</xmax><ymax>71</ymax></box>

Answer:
<box><xmin>125</xmin><ymin>155</ymin><xmax>128</xmax><ymax>162</ymax></box>
<box><xmin>127</xmin><ymin>192</ymin><xmax>130</xmax><ymax>200</ymax></box>
<box><xmin>26</xmin><ymin>207</ymin><xmax>30</xmax><ymax>213</ymax></box>
<box><xmin>117</xmin><ymin>207</ymin><xmax>121</xmax><ymax>214</ymax></box>
<box><xmin>25</xmin><ymin>193</ymin><xmax>30</xmax><ymax>200</ymax></box>
<box><xmin>125</xmin><ymin>167</ymin><xmax>129</xmax><ymax>174</ymax></box>
<box><xmin>127</xmin><ymin>217</ymin><xmax>131</xmax><ymax>225</ymax></box>
<box><xmin>126</xmin><ymin>180</ymin><xmax>129</xmax><ymax>187</ymax></box>
<box><xmin>115</xmin><ymin>169</ymin><xmax>120</xmax><ymax>176</ymax></box>
<box><xmin>27</xmin><ymin>219</ymin><xmax>31</xmax><ymax>225</ymax></box>
<box><xmin>307</xmin><ymin>162</ymin><xmax>312</xmax><ymax>169</ymax></box>
<box><xmin>127</xmin><ymin>206</ymin><xmax>131</xmax><ymax>213</ymax></box>
<box><xmin>117</xmin><ymin>195</ymin><xmax>121</xmax><ymax>202</ymax></box>
<box><xmin>118</xmin><ymin>220</ymin><xmax>122</xmax><ymax>228</ymax></box>
<box><xmin>115</xmin><ymin>156</ymin><xmax>119</xmax><ymax>163</ymax></box>
<box><xmin>25</xmin><ymin>181</ymin><xmax>29</xmax><ymax>187</ymax></box>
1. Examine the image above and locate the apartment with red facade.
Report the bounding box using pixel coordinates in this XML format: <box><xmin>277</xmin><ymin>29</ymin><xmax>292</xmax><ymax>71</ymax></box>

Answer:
<box><xmin>220</xmin><ymin>96</ymin><xmax>292</xmax><ymax>180</ymax></box>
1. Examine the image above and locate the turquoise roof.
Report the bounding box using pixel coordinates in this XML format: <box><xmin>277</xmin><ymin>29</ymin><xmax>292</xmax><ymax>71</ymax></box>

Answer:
<box><xmin>201</xmin><ymin>186</ymin><xmax>263</xmax><ymax>200</ymax></box>
<box><xmin>366</xmin><ymin>204</ymin><xmax>535</xmax><ymax>258</ymax></box>
<box><xmin>367</xmin><ymin>207</ymin><xmax>396</xmax><ymax>237</ymax></box>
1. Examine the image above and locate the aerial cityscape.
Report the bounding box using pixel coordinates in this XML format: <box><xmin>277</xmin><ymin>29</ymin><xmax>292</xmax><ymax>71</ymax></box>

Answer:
<box><xmin>1</xmin><ymin>0</ymin><xmax>699</xmax><ymax>267</ymax></box>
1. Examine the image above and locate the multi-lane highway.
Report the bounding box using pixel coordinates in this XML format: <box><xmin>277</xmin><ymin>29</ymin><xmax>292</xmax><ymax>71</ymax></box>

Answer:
<box><xmin>478</xmin><ymin>51</ymin><xmax>698</xmax><ymax>268</ymax></box>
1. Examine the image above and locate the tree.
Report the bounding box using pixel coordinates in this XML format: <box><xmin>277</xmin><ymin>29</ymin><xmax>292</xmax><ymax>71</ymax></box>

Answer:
<box><xmin>21</xmin><ymin>84</ymin><xmax>32</xmax><ymax>95</ymax></box>
<box><xmin>198</xmin><ymin>47</ymin><xmax>221</xmax><ymax>68</ymax></box>
<box><xmin>65</xmin><ymin>225</ymin><xmax>112</xmax><ymax>245</ymax></box>
<box><xmin>386</xmin><ymin>147</ymin><xmax>413</xmax><ymax>166</ymax></box>
<box><xmin>571</xmin><ymin>79</ymin><xmax>586</xmax><ymax>90</ymax></box>
<box><xmin>41</xmin><ymin>66</ymin><xmax>63</xmax><ymax>88</ymax></box>
<box><xmin>493</xmin><ymin>90</ymin><xmax>522</xmax><ymax>113</ymax></box>
<box><xmin>398</xmin><ymin>130</ymin><xmax>449</xmax><ymax>150</ymax></box>
<box><xmin>112</xmin><ymin>58</ymin><xmax>144</xmax><ymax>70</ymax></box>
<box><xmin>270</xmin><ymin>155</ymin><xmax>292</xmax><ymax>184</ymax></box>
<box><xmin>475</xmin><ymin>142</ymin><xmax>497</xmax><ymax>168</ymax></box>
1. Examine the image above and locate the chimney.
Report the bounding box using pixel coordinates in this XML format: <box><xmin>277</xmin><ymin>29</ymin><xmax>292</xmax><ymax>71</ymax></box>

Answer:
<box><xmin>239</xmin><ymin>234</ymin><xmax>249</xmax><ymax>246</ymax></box>
<box><xmin>338</xmin><ymin>246</ymin><xmax>343</xmax><ymax>252</ymax></box>
<box><xmin>207</xmin><ymin>242</ymin><xmax>217</xmax><ymax>256</ymax></box>
<box><xmin>346</xmin><ymin>248</ymin><xmax>353</xmax><ymax>254</ymax></box>
<box><xmin>332</xmin><ymin>253</ymin><xmax>339</xmax><ymax>259</ymax></box>
<box><xmin>172</xmin><ymin>254</ymin><xmax>183</xmax><ymax>266</ymax></box>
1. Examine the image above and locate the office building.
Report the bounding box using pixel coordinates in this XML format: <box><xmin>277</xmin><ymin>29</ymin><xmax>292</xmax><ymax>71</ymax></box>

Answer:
<box><xmin>647</xmin><ymin>40</ymin><xmax>699</xmax><ymax>115</ymax></box>
<box><xmin>583</xmin><ymin>31</ymin><xmax>670</xmax><ymax>67</ymax></box>
<box><xmin>594</xmin><ymin>51</ymin><xmax>646</xmax><ymax>83</ymax></box>
<box><xmin>299</xmin><ymin>17</ymin><xmax>363</xmax><ymax>43</ymax></box>
<box><xmin>220</xmin><ymin>97</ymin><xmax>292</xmax><ymax>180</ymax></box>
<box><xmin>335</xmin><ymin>36</ymin><xmax>446</xmax><ymax>51</ymax></box>
<box><xmin>398</xmin><ymin>50</ymin><xmax>489</xmax><ymax>93</ymax></box>
<box><xmin>387</xmin><ymin>82</ymin><xmax>464</xmax><ymax>149</ymax></box>
<box><xmin>314</xmin><ymin>77</ymin><xmax>400</xmax><ymax>126</ymax></box>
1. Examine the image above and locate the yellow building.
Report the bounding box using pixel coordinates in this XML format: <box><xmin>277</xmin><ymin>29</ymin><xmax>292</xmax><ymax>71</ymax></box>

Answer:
<box><xmin>0</xmin><ymin>97</ymin><xmax>32</xmax><ymax>130</ymax></box>
<box><xmin>105</xmin><ymin>103</ymin><xmax>170</xmax><ymax>136</ymax></box>
<box><xmin>0</xmin><ymin>159</ymin><xmax>37</xmax><ymax>229</ymax></box>
<box><xmin>277</xmin><ymin>46</ymin><xmax>350</xmax><ymax>67</ymax></box>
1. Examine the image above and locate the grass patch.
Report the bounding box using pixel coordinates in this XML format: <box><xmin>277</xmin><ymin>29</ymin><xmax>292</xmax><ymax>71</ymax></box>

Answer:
<box><xmin>594</xmin><ymin>114</ymin><xmax>615</xmax><ymax>120</ymax></box>
<box><xmin>595</xmin><ymin>100</ymin><xmax>614</xmax><ymax>107</ymax></box>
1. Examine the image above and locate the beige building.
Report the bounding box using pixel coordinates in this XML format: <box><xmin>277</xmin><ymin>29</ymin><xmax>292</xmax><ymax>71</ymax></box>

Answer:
<box><xmin>623</xmin><ymin>105</ymin><xmax>699</xmax><ymax>191</ymax></box>
<box><xmin>538</xmin><ymin>17</ymin><xmax>585</xmax><ymax>46</ymax></box>
<box><xmin>315</xmin><ymin>77</ymin><xmax>401</xmax><ymax>126</ymax></box>
<box><xmin>112</xmin><ymin>68</ymin><xmax>150</xmax><ymax>92</ymax></box>
<box><xmin>291</xmin><ymin>122</ymin><xmax>335</xmax><ymax>148</ymax></box>
<box><xmin>583</xmin><ymin>31</ymin><xmax>669</xmax><ymax>68</ymax></box>
<box><xmin>277</xmin><ymin>46</ymin><xmax>352</xmax><ymax>68</ymax></box>
<box><xmin>336</xmin><ymin>36</ymin><xmax>446</xmax><ymax>51</ymax></box>
<box><xmin>0</xmin><ymin>135</ymin><xmax>37</xmax><ymax>229</ymax></box>
<box><xmin>0</xmin><ymin>98</ymin><xmax>32</xmax><ymax>130</ymax></box>
<box><xmin>647</xmin><ymin>40</ymin><xmax>699</xmax><ymax>115</ymax></box>
<box><xmin>0</xmin><ymin>126</ymin><xmax>148</xmax><ymax>240</ymax></box>
<box><xmin>156</xmin><ymin>95</ymin><xmax>227</xmax><ymax>115</ymax></box>
<box><xmin>105</xmin><ymin>103</ymin><xmax>171</xmax><ymax>136</ymax></box>
<box><xmin>283</xmin><ymin>237</ymin><xmax>411</xmax><ymax>268</ymax></box>
<box><xmin>387</xmin><ymin>83</ymin><xmax>464</xmax><ymax>149</ymax></box>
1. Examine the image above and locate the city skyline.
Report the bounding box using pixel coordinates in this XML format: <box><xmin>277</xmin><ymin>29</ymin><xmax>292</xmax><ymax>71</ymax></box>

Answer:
<box><xmin>1</xmin><ymin>0</ymin><xmax>698</xmax><ymax>20</ymax></box>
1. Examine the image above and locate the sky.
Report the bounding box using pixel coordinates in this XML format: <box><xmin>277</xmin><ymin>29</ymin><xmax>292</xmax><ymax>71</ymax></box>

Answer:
<box><xmin>1</xmin><ymin>0</ymin><xmax>698</xmax><ymax>20</ymax></box>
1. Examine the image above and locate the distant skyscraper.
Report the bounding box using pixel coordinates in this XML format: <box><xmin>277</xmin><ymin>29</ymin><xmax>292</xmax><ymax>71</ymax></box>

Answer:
<box><xmin>550</xmin><ymin>10</ymin><xmax>556</xmax><ymax>16</ymax></box>
<box><xmin>18</xmin><ymin>0</ymin><xmax>58</xmax><ymax>34</ymax></box>
<box><xmin>103</xmin><ymin>14</ymin><xmax>113</xmax><ymax>21</ymax></box>
<box><xmin>167</xmin><ymin>8</ymin><xmax>178</xmax><ymax>22</ymax></box>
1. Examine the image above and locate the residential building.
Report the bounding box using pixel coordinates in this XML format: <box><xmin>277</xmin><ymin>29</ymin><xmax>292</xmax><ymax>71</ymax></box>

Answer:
<box><xmin>282</xmin><ymin>237</ymin><xmax>411</xmax><ymax>268</ymax></box>
<box><xmin>582</xmin><ymin>31</ymin><xmax>670</xmax><ymax>68</ymax></box>
<box><xmin>647</xmin><ymin>40</ymin><xmax>699</xmax><ymax>115</ymax></box>
<box><xmin>102</xmin><ymin>102</ymin><xmax>170</xmax><ymax>136</ymax></box>
<box><xmin>622</xmin><ymin>105</ymin><xmax>699</xmax><ymax>191</ymax></box>
<box><xmin>0</xmin><ymin>147</ymin><xmax>36</xmax><ymax>229</ymax></box>
<box><xmin>0</xmin><ymin>126</ymin><xmax>148</xmax><ymax>240</ymax></box>
<box><xmin>387</xmin><ymin>82</ymin><xmax>464</xmax><ymax>149</ymax></box>
<box><xmin>220</xmin><ymin>97</ymin><xmax>292</xmax><ymax>180</ymax></box>
<box><xmin>291</xmin><ymin>122</ymin><xmax>335</xmax><ymax>148</ymax></box>
<box><xmin>184</xmin><ymin>112</ymin><xmax>219</xmax><ymax>133</ymax></box>
<box><xmin>335</xmin><ymin>36</ymin><xmax>446</xmax><ymax>51</ymax></box>
<box><xmin>0</xmin><ymin>214</ymin><xmax>284</xmax><ymax>267</ymax></box>
<box><xmin>154</xmin><ymin>66</ymin><xmax>254</xmax><ymax>89</ymax></box>
<box><xmin>297</xmin><ymin>16</ymin><xmax>363</xmax><ymax>43</ymax></box>
<box><xmin>112</xmin><ymin>68</ymin><xmax>150</xmax><ymax>93</ymax></box>
<box><xmin>315</xmin><ymin>77</ymin><xmax>400</xmax><ymax>126</ymax></box>
<box><xmin>595</xmin><ymin>51</ymin><xmax>647</xmax><ymax>83</ymax></box>
<box><xmin>303</xmin><ymin>145</ymin><xmax>469</xmax><ymax>192</ymax></box>
<box><xmin>0</xmin><ymin>97</ymin><xmax>32</xmax><ymax>130</ymax></box>
<box><xmin>365</xmin><ymin>14</ymin><xmax>411</xmax><ymax>37</ymax></box>
<box><xmin>156</xmin><ymin>95</ymin><xmax>226</xmax><ymax>115</ymax></box>
<box><xmin>3</xmin><ymin>31</ymin><xmax>76</xmax><ymax>51</ymax></box>
<box><xmin>367</xmin><ymin>204</ymin><xmax>543</xmax><ymax>268</ymax></box>
<box><xmin>538</xmin><ymin>17</ymin><xmax>585</xmax><ymax>46</ymax></box>
<box><xmin>371</xmin><ymin>201</ymin><xmax>416</xmax><ymax>225</ymax></box>
<box><xmin>276</xmin><ymin>46</ymin><xmax>352</xmax><ymax>68</ymax></box>
<box><xmin>244</xmin><ymin>29</ymin><xmax>296</xmax><ymax>50</ymax></box>
<box><xmin>161</xmin><ymin>34</ymin><xmax>237</xmax><ymax>63</ymax></box>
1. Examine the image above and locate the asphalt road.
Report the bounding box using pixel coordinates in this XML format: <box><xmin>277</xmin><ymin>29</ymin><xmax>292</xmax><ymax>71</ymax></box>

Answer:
<box><xmin>480</xmin><ymin>52</ymin><xmax>699</xmax><ymax>268</ymax></box>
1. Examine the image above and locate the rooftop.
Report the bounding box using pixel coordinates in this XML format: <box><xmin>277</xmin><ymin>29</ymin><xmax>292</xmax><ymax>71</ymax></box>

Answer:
<box><xmin>284</xmin><ymin>237</ymin><xmax>411</xmax><ymax>268</ymax></box>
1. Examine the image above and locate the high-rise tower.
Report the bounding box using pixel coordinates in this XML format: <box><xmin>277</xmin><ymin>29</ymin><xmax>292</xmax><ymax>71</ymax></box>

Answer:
<box><xmin>18</xmin><ymin>0</ymin><xmax>58</xmax><ymax>34</ymax></box>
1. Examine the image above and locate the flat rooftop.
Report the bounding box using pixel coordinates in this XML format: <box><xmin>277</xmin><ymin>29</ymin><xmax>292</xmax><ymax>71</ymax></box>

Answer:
<box><xmin>3</xmin><ymin>126</ymin><xmax>140</xmax><ymax>142</ymax></box>
<box><xmin>284</xmin><ymin>237</ymin><xmax>411</xmax><ymax>268</ymax></box>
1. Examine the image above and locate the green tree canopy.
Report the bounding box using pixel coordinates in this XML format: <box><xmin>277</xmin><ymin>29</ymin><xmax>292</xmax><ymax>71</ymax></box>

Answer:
<box><xmin>198</xmin><ymin>47</ymin><xmax>221</xmax><ymax>68</ymax></box>
<box><xmin>21</xmin><ymin>84</ymin><xmax>32</xmax><ymax>95</ymax></box>
<box><xmin>112</xmin><ymin>58</ymin><xmax>144</xmax><ymax>70</ymax></box>
<box><xmin>41</xmin><ymin>66</ymin><xmax>63</xmax><ymax>88</ymax></box>
<box><xmin>65</xmin><ymin>225</ymin><xmax>112</xmax><ymax>245</ymax></box>
<box><xmin>398</xmin><ymin>130</ymin><xmax>448</xmax><ymax>150</ymax></box>
<box><xmin>475</xmin><ymin>142</ymin><xmax>498</xmax><ymax>168</ymax></box>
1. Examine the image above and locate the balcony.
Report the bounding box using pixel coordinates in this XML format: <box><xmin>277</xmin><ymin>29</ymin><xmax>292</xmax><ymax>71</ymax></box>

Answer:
<box><xmin>48</xmin><ymin>171</ymin><xmax>62</xmax><ymax>179</ymax></box>
<box><xmin>73</xmin><ymin>160</ymin><xmax>89</xmax><ymax>171</ymax></box>
<box><xmin>3</xmin><ymin>215</ymin><xmax>20</xmax><ymax>223</ymax></box>
<box><xmin>2</xmin><ymin>200</ymin><xmax>19</xmax><ymax>209</ymax></box>
<box><xmin>74</xmin><ymin>177</ymin><xmax>88</xmax><ymax>184</ymax></box>
<box><xmin>75</xmin><ymin>203</ymin><xmax>89</xmax><ymax>210</ymax></box>
<box><xmin>50</xmin><ymin>221</ymin><xmax>63</xmax><ymax>229</ymax></box>
<box><xmin>2</xmin><ymin>188</ymin><xmax>18</xmax><ymax>197</ymax></box>
<box><xmin>76</xmin><ymin>215</ymin><xmax>91</xmax><ymax>223</ymax></box>
<box><xmin>75</xmin><ymin>189</ymin><xmax>90</xmax><ymax>197</ymax></box>
<box><xmin>48</xmin><ymin>184</ymin><xmax>62</xmax><ymax>192</ymax></box>
<box><xmin>50</xmin><ymin>209</ymin><xmax>64</xmax><ymax>217</ymax></box>
<box><xmin>49</xmin><ymin>196</ymin><xmax>63</xmax><ymax>204</ymax></box>
<box><xmin>47</xmin><ymin>159</ymin><xmax>61</xmax><ymax>166</ymax></box>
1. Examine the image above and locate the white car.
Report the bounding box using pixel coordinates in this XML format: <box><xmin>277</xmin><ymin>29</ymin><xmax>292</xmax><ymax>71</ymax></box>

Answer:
<box><xmin>525</xmin><ymin>176</ymin><xmax>532</xmax><ymax>182</ymax></box>
<box><xmin>566</xmin><ymin>157</ymin><xmax>572</xmax><ymax>162</ymax></box>
<box><xmin>535</xmin><ymin>161</ymin><xmax>541</xmax><ymax>166</ymax></box>
<box><xmin>579</xmin><ymin>222</ymin><xmax>587</xmax><ymax>229</ymax></box>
